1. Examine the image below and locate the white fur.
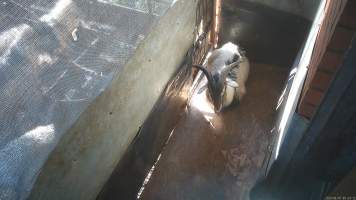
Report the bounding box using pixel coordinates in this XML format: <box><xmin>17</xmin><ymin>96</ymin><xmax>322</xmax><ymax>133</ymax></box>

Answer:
<box><xmin>207</xmin><ymin>42</ymin><xmax>250</xmax><ymax>110</ymax></box>
<box><xmin>223</xmin><ymin>83</ymin><xmax>236</xmax><ymax>108</ymax></box>
<box><xmin>207</xmin><ymin>42</ymin><xmax>239</xmax><ymax>72</ymax></box>
<box><xmin>234</xmin><ymin>56</ymin><xmax>250</xmax><ymax>101</ymax></box>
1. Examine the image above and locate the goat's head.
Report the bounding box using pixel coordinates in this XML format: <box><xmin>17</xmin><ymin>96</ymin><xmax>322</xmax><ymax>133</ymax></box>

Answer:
<box><xmin>193</xmin><ymin>61</ymin><xmax>240</xmax><ymax>112</ymax></box>
<box><xmin>193</xmin><ymin>42</ymin><xmax>243</xmax><ymax>112</ymax></box>
<box><xmin>210</xmin><ymin>71</ymin><xmax>225</xmax><ymax>112</ymax></box>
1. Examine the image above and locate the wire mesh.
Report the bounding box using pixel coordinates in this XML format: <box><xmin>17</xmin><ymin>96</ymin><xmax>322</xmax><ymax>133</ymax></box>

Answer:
<box><xmin>0</xmin><ymin>0</ymin><xmax>175</xmax><ymax>199</ymax></box>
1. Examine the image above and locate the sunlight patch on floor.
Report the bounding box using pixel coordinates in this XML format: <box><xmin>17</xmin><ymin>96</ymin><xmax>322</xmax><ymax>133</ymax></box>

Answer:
<box><xmin>189</xmin><ymin>82</ymin><xmax>224</xmax><ymax>130</ymax></box>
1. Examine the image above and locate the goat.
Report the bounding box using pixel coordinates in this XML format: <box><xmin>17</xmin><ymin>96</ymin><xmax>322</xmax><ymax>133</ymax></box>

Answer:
<box><xmin>193</xmin><ymin>42</ymin><xmax>250</xmax><ymax>112</ymax></box>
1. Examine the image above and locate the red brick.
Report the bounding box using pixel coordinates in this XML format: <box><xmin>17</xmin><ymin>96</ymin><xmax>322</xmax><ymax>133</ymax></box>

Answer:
<box><xmin>310</xmin><ymin>71</ymin><xmax>334</xmax><ymax>91</ymax></box>
<box><xmin>299</xmin><ymin>102</ymin><xmax>317</xmax><ymax>120</ymax></box>
<box><xmin>304</xmin><ymin>89</ymin><xmax>325</xmax><ymax>106</ymax></box>
<box><xmin>339</xmin><ymin>1</ymin><xmax>356</xmax><ymax>29</ymax></box>
<box><xmin>328</xmin><ymin>26</ymin><xmax>355</xmax><ymax>52</ymax></box>
<box><xmin>319</xmin><ymin>51</ymin><xmax>344</xmax><ymax>72</ymax></box>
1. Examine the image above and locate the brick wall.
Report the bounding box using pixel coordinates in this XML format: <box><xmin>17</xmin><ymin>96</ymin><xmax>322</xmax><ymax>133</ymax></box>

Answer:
<box><xmin>298</xmin><ymin>0</ymin><xmax>355</xmax><ymax>120</ymax></box>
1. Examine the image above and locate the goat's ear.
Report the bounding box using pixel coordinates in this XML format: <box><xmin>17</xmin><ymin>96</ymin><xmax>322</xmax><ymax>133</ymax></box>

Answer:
<box><xmin>225</xmin><ymin>54</ymin><xmax>239</xmax><ymax>66</ymax></box>
<box><xmin>222</xmin><ymin>61</ymin><xmax>240</xmax><ymax>76</ymax></box>
<box><xmin>232</xmin><ymin>54</ymin><xmax>239</xmax><ymax>63</ymax></box>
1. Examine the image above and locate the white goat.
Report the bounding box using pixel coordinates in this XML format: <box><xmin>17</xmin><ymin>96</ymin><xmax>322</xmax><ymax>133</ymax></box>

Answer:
<box><xmin>193</xmin><ymin>42</ymin><xmax>250</xmax><ymax>112</ymax></box>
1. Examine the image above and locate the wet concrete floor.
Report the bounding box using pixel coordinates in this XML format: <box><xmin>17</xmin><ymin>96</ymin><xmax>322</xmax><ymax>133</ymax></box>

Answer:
<box><xmin>140</xmin><ymin>63</ymin><xmax>288</xmax><ymax>200</ymax></box>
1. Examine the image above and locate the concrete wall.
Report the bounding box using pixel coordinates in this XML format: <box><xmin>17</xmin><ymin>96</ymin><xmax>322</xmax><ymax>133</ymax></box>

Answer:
<box><xmin>29</xmin><ymin>0</ymin><xmax>198</xmax><ymax>199</ymax></box>
<box><xmin>224</xmin><ymin>0</ymin><xmax>321</xmax><ymax>20</ymax></box>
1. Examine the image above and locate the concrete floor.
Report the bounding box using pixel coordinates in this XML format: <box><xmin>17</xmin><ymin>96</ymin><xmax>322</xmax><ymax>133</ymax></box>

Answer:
<box><xmin>98</xmin><ymin>2</ymin><xmax>309</xmax><ymax>199</ymax></box>
<box><xmin>140</xmin><ymin>63</ymin><xmax>288</xmax><ymax>200</ymax></box>
<box><xmin>219</xmin><ymin>1</ymin><xmax>309</xmax><ymax>67</ymax></box>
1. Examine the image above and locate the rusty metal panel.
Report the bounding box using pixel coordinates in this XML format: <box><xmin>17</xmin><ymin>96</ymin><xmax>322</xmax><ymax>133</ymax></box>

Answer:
<box><xmin>192</xmin><ymin>0</ymin><xmax>214</xmax><ymax>65</ymax></box>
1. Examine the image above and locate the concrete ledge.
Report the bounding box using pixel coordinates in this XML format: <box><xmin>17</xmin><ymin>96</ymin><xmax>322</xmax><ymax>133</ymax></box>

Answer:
<box><xmin>29</xmin><ymin>0</ymin><xmax>198</xmax><ymax>199</ymax></box>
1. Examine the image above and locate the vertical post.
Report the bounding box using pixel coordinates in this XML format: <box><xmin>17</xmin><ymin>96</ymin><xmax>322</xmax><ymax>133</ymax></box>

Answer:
<box><xmin>211</xmin><ymin>0</ymin><xmax>221</xmax><ymax>47</ymax></box>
